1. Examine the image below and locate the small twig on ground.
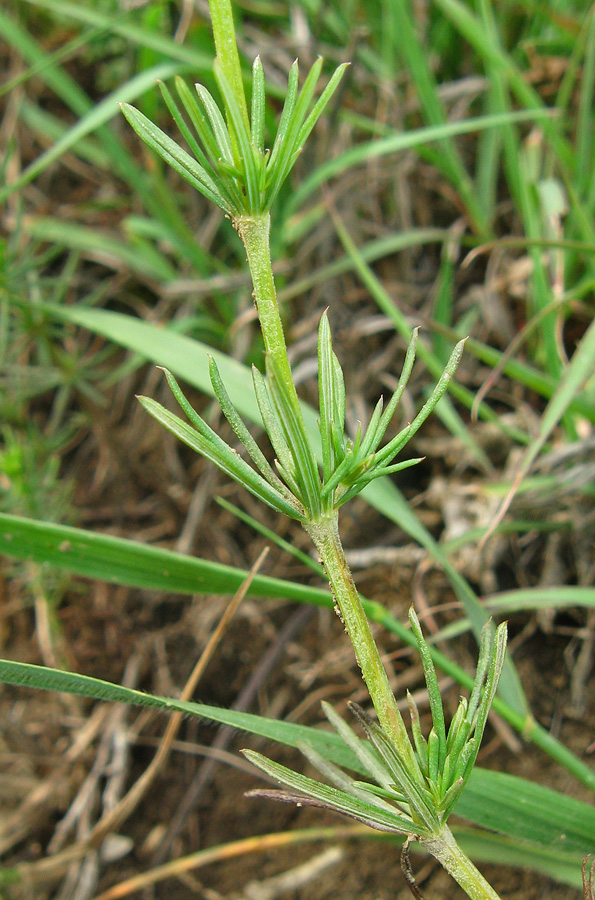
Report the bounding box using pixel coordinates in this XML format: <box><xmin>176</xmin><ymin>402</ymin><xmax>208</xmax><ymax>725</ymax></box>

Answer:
<box><xmin>10</xmin><ymin>550</ymin><xmax>268</xmax><ymax>890</ymax></box>
<box><xmin>152</xmin><ymin>603</ymin><xmax>314</xmax><ymax>863</ymax></box>
<box><xmin>401</xmin><ymin>835</ymin><xmax>427</xmax><ymax>900</ymax></box>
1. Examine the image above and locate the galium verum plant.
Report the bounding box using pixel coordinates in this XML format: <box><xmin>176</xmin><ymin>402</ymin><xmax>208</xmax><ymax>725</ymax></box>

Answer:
<box><xmin>121</xmin><ymin>2</ymin><xmax>508</xmax><ymax>897</ymax></box>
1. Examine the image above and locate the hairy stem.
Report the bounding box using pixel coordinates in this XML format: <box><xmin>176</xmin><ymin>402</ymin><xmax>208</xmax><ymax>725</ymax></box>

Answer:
<box><xmin>236</xmin><ymin>212</ymin><xmax>315</xmax><ymax>455</ymax></box>
<box><xmin>306</xmin><ymin>515</ymin><xmax>417</xmax><ymax>772</ymax></box>
<box><xmin>421</xmin><ymin>826</ymin><xmax>503</xmax><ymax>900</ymax></box>
<box><xmin>236</xmin><ymin>214</ymin><xmax>291</xmax><ymax>372</ymax></box>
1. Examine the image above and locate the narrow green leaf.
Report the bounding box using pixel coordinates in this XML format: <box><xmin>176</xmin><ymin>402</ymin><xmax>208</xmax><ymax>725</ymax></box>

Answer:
<box><xmin>214</xmin><ymin>59</ymin><xmax>260</xmax><ymax>210</ymax></box>
<box><xmin>195</xmin><ymin>83</ymin><xmax>235</xmax><ymax>165</ymax></box>
<box><xmin>251</xmin><ymin>365</ymin><xmax>298</xmax><ymax>487</ymax></box>
<box><xmin>318</xmin><ymin>311</ymin><xmax>336</xmax><ymax>480</ymax></box>
<box><xmin>321</xmin><ymin>702</ymin><xmax>394</xmax><ymax>791</ymax></box>
<box><xmin>266</xmin><ymin>355</ymin><xmax>321</xmax><ymax>517</ymax></box>
<box><xmin>359</xmin><ymin>396</ymin><xmax>385</xmax><ymax>461</ymax></box>
<box><xmin>208</xmin><ymin>357</ymin><xmax>293</xmax><ymax>500</ymax></box>
<box><xmin>439</xmin><ymin>777</ymin><xmax>465</xmax><ymax>817</ymax></box>
<box><xmin>320</xmin><ymin>448</ymin><xmax>356</xmax><ymax>500</ymax></box>
<box><xmin>243</xmin><ymin>750</ymin><xmax>418</xmax><ymax>834</ymax></box>
<box><xmin>139</xmin><ymin>395</ymin><xmax>302</xmax><ymax>519</ymax></box>
<box><xmin>466</xmin><ymin>622</ymin><xmax>493</xmax><ymax>725</ymax></box>
<box><xmin>296</xmin><ymin>62</ymin><xmax>349</xmax><ymax>148</ymax></box>
<box><xmin>409</xmin><ymin>609</ymin><xmax>447</xmax><ymax>766</ymax></box>
<box><xmin>407</xmin><ymin>691</ymin><xmax>429</xmax><ymax>773</ymax></box>
<box><xmin>0</xmin><ymin>513</ymin><xmax>326</xmax><ymax>604</ymax></box>
<box><xmin>251</xmin><ymin>56</ymin><xmax>265</xmax><ymax>153</ymax></box>
<box><xmin>446</xmin><ymin>697</ymin><xmax>467</xmax><ymax>751</ymax></box>
<box><xmin>374</xmin><ymin>338</ymin><xmax>466</xmax><ymax>468</ymax></box>
<box><xmin>267</xmin><ymin>58</ymin><xmax>325</xmax><ymax>201</ymax></box>
<box><xmin>353</xmin><ymin>457</ymin><xmax>424</xmax><ymax>485</ymax></box>
<box><xmin>453</xmin><ymin>739</ymin><xmax>476</xmax><ymax>785</ymax></box>
<box><xmin>120</xmin><ymin>103</ymin><xmax>230</xmax><ymax>212</ymax></box>
<box><xmin>454</xmin><ymin>826</ymin><xmax>585</xmax><ymax>888</ymax></box>
<box><xmin>460</xmin><ymin>768</ymin><xmax>595</xmax><ymax>856</ymax></box>
<box><xmin>282</xmin><ymin>55</ymin><xmax>324</xmax><ymax>142</ymax></box>
<box><xmin>440</xmin><ymin>753</ymin><xmax>452</xmax><ymax>792</ymax></box>
<box><xmin>174</xmin><ymin>76</ymin><xmax>221</xmax><ymax>164</ymax></box>
<box><xmin>352</xmin><ymin>782</ymin><xmax>407</xmax><ymax>804</ymax></box>
<box><xmin>330</xmin><ymin>349</ymin><xmax>346</xmax><ymax>461</ymax></box>
<box><xmin>374</xmin><ymin>328</ymin><xmax>419</xmax><ymax>450</ymax></box>
<box><xmin>267</xmin><ymin>59</ymin><xmax>299</xmax><ymax>170</ymax></box>
<box><xmin>447</xmin><ymin>718</ymin><xmax>472</xmax><ymax>769</ymax></box>
<box><xmin>465</xmin><ymin>623</ymin><xmax>508</xmax><ymax>777</ymax></box>
<box><xmin>427</xmin><ymin>728</ymin><xmax>440</xmax><ymax>783</ymax></box>
<box><xmin>157</xmin><ymin>79</ymin><xmax>213</xmax><ymax>175</ymax></box>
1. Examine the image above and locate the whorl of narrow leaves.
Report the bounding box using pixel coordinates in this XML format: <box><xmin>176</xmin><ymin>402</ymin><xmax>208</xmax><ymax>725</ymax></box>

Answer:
<box><xmin>137</xmin><ymin>318</ymin><xmax>464</xmax><ymax>523</ymax></box>
<box><xmin>245</xmin><ymin>612</ymin><xmax>508</xmax><ymax>837</ymax></box>
<box><xmin>120</xmin><ymin>58</ymin><xmax>348</xmax><ymax>219</ymax></box>
<box><xmin>317</xmin><ymin>315</ymin><xmax>466</xmax><ymax>511</ymax></box>
<box><xmin>137</xmin><ymin>367</ymin><xmax>306</xmax><ymax>521</ymax></box>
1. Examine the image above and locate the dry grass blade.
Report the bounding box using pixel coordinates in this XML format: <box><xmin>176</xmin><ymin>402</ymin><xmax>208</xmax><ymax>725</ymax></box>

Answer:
<box><xmin>10</xmin><ymin>548</ymin><xmax>269</xmax><ymax>889</ymax></box>
<box><xmin>90</xmin><ymin>826</ymin><xmax>368</xmax><ymax>900</ymax></box>
<box><xmin>83</xmin><ymin>545</ymin><xmax>270</xmax><ymax>843</ymax></box>
<box><xmin>479</xmin><ymin>317</ymin><xmax>595</xmax><ymax>550</ymax></box>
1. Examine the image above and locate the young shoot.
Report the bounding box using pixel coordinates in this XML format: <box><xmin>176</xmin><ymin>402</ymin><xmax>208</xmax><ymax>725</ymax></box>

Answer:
<box><xmin>121</xmin><ymin>3</ymin><xmax>510</xmax><ymax>898</ymax></box>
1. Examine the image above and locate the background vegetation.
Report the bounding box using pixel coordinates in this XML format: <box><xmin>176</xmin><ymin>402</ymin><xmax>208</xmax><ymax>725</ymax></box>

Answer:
<box><xmin>1</xmin><ymin>0</ymin><xmax>594</xmax><ymax>898</ymax></box>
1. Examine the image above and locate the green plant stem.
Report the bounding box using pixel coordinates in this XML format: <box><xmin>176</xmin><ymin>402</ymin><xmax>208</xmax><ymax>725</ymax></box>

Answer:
<box><xmin>306</xmin><ymin>514</ymin><xmax>418</xmax><ymax>773</ymax></box>
<box><xmin>236</xmin><ymin>212</ymin><xmax>313</xmax><ymax>437</ymax></box>
<box><xmin>236</xmin><ymin>215</ymin><xmax>288</xmax><ymax>368</ymax></box>
<box><xmin>421</xmin><ymin>826</ymin><xmax>503</xmax><ymax>900</ymax></box>
<box><xmin>208</xmin><ymin>0</ymin><xmax>249</xmax><ymax>132</ymax></box>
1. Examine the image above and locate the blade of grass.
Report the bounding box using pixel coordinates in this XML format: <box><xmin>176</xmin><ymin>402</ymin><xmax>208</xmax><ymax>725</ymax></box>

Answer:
<box><xmin>380</xmin><ymin>0</ymin><xmax>490</xmax><ymax>236</ymax></box>
<box><xmin>481</xmin><ymin>315</ymin><xmax>595</xmax><ymax>544</ymax></box>
<box><xmin>23</xmin><ymin>219</ymin><xmax>177</xmax><ymax>282</ymax></box>
<box><xmin>20</xmin><ymin>0</ymin><xmax>214</xmax><ymax>74</ymax></box>
<box><xmin>0</xmin><ymin>512</ymin><xmax>330</xmax><ymax>606</ymax></box>
<box><xmin>21</xmin><ymin>301</ymin><xmax>595</xmax><ymax>787</ymax></box>
<box><xmin>454</xmin><ymin>827</ymin><xmax>585</xmax><ymax>888</ymax></box>
<box><xmin>0</xmin><ymin>12</ymin><xmax>208</xmax><ymax>271</ymax></box>
<box><xmin>0</xmin><ymin>658</ymin><xmax>593</xmax><ymax>864</ymax></box>
<box><xmin>436</xmin><ymin>586</ymin><xmax>595</xmax><ymax>642</ymax></box>
<box><xmin>1</xmin><ymin>506</ymin><xmax>593</xmax><ymax>792</ymax></box>
<box><xmin>284</xmin><ymin>108</ymin><xmax>554</xmax><ymax>217</ymax></box>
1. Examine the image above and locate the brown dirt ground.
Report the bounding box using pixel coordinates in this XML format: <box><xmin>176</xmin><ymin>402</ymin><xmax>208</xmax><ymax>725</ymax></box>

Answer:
<box><xmin>1</xmin><ymin>349</ymin><xmax>594</xmax><ymax>899</ymax></box>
